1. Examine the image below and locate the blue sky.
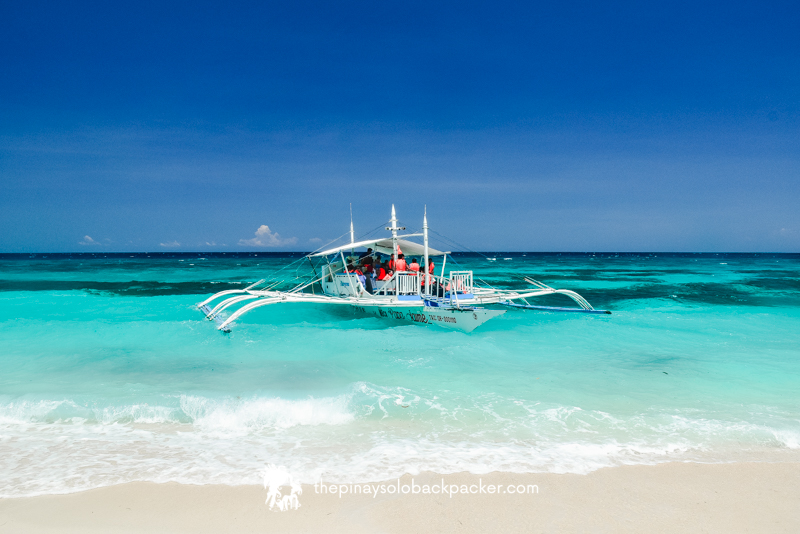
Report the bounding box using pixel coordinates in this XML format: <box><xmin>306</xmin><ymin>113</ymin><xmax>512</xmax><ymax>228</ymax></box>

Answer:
<box><xmin>1</xmin><ymin>0</ymin><xmax>798</xmax><ymax>252</ymax></box>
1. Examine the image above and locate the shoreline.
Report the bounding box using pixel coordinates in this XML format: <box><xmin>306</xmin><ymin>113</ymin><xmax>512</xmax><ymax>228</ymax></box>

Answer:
<box><xmin>2</xmin><ymin>462</ymin><xmax>799</xmax><ymax>533</ymax></box>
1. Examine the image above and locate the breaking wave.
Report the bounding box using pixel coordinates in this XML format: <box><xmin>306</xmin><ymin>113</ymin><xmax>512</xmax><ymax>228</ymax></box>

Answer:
<box><xmin>2</xmin><ymin>383</ymin><xmax>799</xmax><ymax>497</ymax></box>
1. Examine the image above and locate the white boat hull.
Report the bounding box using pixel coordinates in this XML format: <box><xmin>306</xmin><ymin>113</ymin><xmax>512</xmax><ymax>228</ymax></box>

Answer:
<box><xmin>351</xmin><ymin>302</ymin><xmax>505</xmax><ymax>332</ymax></box>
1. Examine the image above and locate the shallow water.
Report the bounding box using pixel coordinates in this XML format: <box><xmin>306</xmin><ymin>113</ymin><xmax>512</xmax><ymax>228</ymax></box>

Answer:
<box><xmin>1</xmin><ymin>252</ymin><xmax>799</xmax><ymax>496</ymax></box>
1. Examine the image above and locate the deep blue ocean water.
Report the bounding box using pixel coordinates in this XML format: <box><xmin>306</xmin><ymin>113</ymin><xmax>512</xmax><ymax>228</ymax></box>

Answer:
<box><xmin>1</xmin><ymin>252</ymin><xmax>799</xmax><ymax>496</ymax></box>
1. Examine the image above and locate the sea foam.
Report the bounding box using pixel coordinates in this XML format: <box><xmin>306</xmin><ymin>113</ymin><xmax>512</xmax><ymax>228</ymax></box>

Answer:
<box><xmin>2</xmin><ymin>383</ymin><xmax>799</xmax><ymax>497</ymax></box>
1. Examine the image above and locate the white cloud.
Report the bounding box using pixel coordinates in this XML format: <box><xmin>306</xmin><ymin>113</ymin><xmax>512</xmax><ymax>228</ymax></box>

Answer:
<box><xmin>160</xmin><ymin>241</ymin><xmax>180</xmax><ymax>248</ymax></box>
<box><xmin>308</xmin><ymin>237</ymin><xmax>323</xmax><ymax>243</ymax></box>
<box><xmin>79</xmin><ymin>235</ymin><xmax>101</xmax><ymax>246</ymax></box>
<box><xmin>205</xmin><ymin>241</ymin><xmax>216</xmax><ymax>246</ymax></box>
<box><xmin>239</xmin><ymin>225</ymin><xmax>298</xmax><ymax>247</ymax></box>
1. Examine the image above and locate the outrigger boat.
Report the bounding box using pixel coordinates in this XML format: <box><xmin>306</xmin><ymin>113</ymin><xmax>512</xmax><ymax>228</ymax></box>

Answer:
<box><xmin>198</xmin><ymin>206</ymin><xmax>610</xmax><ymax>333</ymax></box>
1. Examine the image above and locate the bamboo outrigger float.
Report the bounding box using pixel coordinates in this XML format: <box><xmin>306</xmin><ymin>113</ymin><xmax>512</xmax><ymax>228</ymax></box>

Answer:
<box><xmin>198</xmin><ymin>206</ymin><xmax>610</xmax><ymax>333</ymax></box>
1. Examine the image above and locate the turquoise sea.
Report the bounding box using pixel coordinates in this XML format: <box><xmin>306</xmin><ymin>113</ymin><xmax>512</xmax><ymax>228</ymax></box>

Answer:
<box><xmin>1</xmin><ymin>252</ymin><xmax>799</xmax><ymax>497</ymax></box>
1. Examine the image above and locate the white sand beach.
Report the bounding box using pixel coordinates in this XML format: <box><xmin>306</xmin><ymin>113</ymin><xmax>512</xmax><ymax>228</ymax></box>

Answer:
<box><xmin>1</xmin><ymin>462</ymin><xmax>798</xmax><ymax>533</ymax></box>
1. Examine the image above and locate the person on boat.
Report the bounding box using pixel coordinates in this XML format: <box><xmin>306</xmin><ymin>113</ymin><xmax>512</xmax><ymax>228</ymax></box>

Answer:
<box><xmin>424</xmin><ymin>262</ymin><xmax>444</xmax><ymax>296</ymax></box>
<box><xmin>395</xmin><ymin>254</ymin><xmax>407</xmax><ymax>272</ymax></box>
<box><xmin>356</xmin><ymin>270</ymin><xmax>370</xmax><ymax>293</ymax></box>
<box><xmin>369</xmin><ymin>254</ymin><xmax>381</xmax><ymax>279</ymax></box>
<box><xmin>361</xmin><ymin>269</ymin><xmax>373</xmax><ymax>294</ymax></box>
<box><xmin>377</xmin><ymin>261</ymin><xmax>391</xmax><ymax>281</ymax></box>
<box><xmin>347</xmin><ymin>264</ymin><xmax>371</xmax><ymax>294</ymax></box>
<box><xmin>358</xmin><ymin>248</ymin><xmax>373</xmax><ymax>261</ymax></box>
<box><xmin>408</xmin><ymin>258</ymin><xmax>420</xmax><ymax>272</ymax></box>
<box><xmin>419</xmin><ymin>265</ymin><xmax>429</xmax><ymax>292</ymax></box>
<box><xmin>374</xmin><ymin>263</ymin><xmax>385</xmax><ymax>281</ymax></box>
<box><xmin>360</xmin><ymin>254</ymin><xmax>374</xmax><ymax>274</ymax></box>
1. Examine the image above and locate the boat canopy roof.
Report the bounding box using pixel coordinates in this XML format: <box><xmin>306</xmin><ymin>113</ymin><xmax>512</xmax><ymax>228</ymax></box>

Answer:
<box><xmin>309</xmin><ymin>236</ymin><xmax>446</xmax><ymax>258</ymax></box>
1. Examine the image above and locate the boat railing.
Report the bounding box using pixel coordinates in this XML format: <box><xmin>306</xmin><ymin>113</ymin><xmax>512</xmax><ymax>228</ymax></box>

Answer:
<box><xmin>375</xmin><ymin>271</ymin><xmax>421</xmax><ymax>297</ymax></box>
<box><xmin>396</xmin><ymin>272</ymin><xmax>420</xmax><ymax>296</ymax></box>
<box><xmin>449</xmin><ymin>271</ymin><xmax>473</xmax><ymax>294</ymax></box>
<box><xmin>421</xmin><ymin>271</ymin><xmax>473</xmax><ymax>308</ymax></box>
<box><xmin>376</xmin><ymin>272</ymin><xmax>397</xmax><ymax>296</ymax></box>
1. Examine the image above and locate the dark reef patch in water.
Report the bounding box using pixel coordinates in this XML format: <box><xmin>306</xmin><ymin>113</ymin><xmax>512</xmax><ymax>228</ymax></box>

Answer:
<box><xmin>580</xmin><ymin>282</ymin><xmax>799</xmax><ymax>308</ymax></box>
<box><xmin>741</xmin><ymin>277</ymin><xmax>800</xmax><ymax>292</ymax></box>
<box><xmin>0</xmin><ymin>280</ymin><xmax>247</xmax><ymax>296</ymax></box>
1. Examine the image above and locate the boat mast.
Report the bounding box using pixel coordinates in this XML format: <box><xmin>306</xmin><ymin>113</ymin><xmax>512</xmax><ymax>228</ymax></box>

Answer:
<box><xmin>389</xmin><ymin>204</ymin><xmax>398</xmax><ymax>265</ymax></box>
<box><xmin>349</xmin><ymin>203</ymin><xmax>355</xmax><ymax>245</ymax></box>
<box><xmin>423</xmin><ymin>206</ymin><xmax>429</xmax><ymax>296</ymax></box>
<box><xmin>349</xmin><ymin>203</ymin><xmax>355</xmax><ymax>257</ymax></box>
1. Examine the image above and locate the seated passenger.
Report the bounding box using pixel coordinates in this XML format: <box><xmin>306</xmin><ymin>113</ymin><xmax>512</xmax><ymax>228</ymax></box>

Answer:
<box><xmin>377</xmin><ymin>262</ymin><xmax>391</xmax><ymax>281</ymax></box>
<box><xmin>361</xmin><ymin>254</ymin><xmax>374</xmax><ymax>274</ymax></box>
<box><xmin>368</xmin><ymin>255</ymin><xmax>379</xmax><ymax>278</ymax></box>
